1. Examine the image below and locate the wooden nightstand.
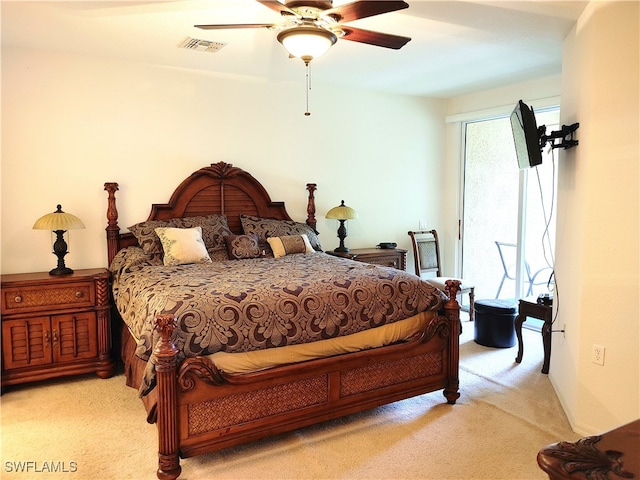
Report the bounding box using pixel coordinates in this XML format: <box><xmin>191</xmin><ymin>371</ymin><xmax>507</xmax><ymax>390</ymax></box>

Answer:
<box><xmin>326</xmin><ymin>248</ymin><xmax>407</xmax><ymax>271</ymax></box>
<box><xmin>1</xmin><ymin>268</ymin><xmax>115</xmax><ymax>388</ymax></box>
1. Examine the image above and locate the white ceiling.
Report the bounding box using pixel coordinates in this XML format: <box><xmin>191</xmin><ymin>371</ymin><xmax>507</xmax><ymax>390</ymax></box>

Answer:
<box><xmin>1</xmin><ymin>0</ymin><xmax>588</xmax><ymax>98</ymax></box>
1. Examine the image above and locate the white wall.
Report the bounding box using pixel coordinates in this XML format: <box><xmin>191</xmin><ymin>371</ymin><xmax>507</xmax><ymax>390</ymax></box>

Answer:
<box><xmin>1</xmin><ymin>47</ymin><xmax>446</xmax><ymax>275</ymax></box>
<box><xmin>553</xmin><ymin>0</ymin><xmax>639</xmax><ymax>434</ymax></box>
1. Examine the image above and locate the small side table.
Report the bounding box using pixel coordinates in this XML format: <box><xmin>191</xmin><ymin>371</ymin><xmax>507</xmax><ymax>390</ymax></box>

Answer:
<box><xmin>515</xmin><ymin>297</ymin><xmax>553</xmax><ymax>374</ymax></box>
<box><xmin>325</xmin><ymin>248</ymin><xmax>407</xmax><ymax>271</ymax></box>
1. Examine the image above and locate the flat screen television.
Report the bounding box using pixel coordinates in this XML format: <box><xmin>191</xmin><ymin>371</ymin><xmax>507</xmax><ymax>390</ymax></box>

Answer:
<box><xmin>510</xmin><ymin>100</ymin><xmax>543</xmax><ymax>169</ymax></box>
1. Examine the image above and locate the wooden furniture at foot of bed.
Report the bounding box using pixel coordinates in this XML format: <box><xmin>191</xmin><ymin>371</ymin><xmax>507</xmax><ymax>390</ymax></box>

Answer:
<box><xmin>537</xmin><ymin>419</ymin><xmax>640</xmax><ymax>479</ymax></box>
<box><xmin>153</xmin><ymin>279</ymin><xmax>461</xmax><ymax>480</ymax></box>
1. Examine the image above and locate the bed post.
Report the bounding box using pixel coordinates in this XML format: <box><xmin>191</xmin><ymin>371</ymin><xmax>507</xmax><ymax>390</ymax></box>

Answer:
<box><xmin>443</xmin><ymin>279</ymin><xmax>461</xmax><ymax>405</ymax></box>
<box><xmin>104</xmin><ymin>182</ymin><xmax>120</xmax><ymax>267</ymax></box>
<box><xmin>306</xmin><ymin>183</ymin><xmax>317</xmax><ymax>232</ymax></box>
<box><xmin>154</xmin><ymin>314</ymin><xmax>182</xmax><ymax>480</ymax></box>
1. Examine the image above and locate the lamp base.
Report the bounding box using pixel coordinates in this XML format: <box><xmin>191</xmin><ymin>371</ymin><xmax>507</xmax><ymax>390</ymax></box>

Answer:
<box><xmin>49</xmin><ymin>266</ymin><xmax>74</xmax><ymax>276</ymax></box>
<box><xmin>334</xmin><ymin>219</ymin><xmax>350</xmax><ymax>254</ymax></box>
<box><xmin>50</xmin><ymin>229</ymin><xmax>74</xmax><ymax>275</ymax></box>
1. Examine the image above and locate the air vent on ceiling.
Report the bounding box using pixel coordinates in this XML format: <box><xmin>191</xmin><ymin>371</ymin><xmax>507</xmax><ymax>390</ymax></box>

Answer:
<box><xmin>179</xmin><ymin>37</ymin><xmax>226</xmax><ymax>53</ymax></box>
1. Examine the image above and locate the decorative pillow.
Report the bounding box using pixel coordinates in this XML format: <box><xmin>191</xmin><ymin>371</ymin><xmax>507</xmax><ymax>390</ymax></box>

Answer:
<box><xmin>129</xmin><ymin>219</ymin><xmax>178</xmax><ymax>255</ymax></box>
<box><xmin>224</xmin><ymin>234</ymin><xmax>262</xmax><ymax>260</ymax></box>
<box><xmin>154</xmin><ymin>226</ymin><xmax>212</xmax><ymax>266</ymax></box>
<box><xmin>267</xmin><ymin>234</ymin><xmax>315</xmax><ymax>258</ymax></box>
<box><xmin>240</xmin><ymin>215</ymin><xmax>322</xmax><ymax>256</ymax></box>
<box><xmin>173</xmin><ymin>215</ymin><xmax>232</xmax><ymax>261</ymax></box>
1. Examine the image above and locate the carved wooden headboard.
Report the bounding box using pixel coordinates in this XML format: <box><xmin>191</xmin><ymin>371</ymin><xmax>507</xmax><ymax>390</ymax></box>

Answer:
<box><xmin>105</xmin><ymin>162</ymin><xmax>317</xmax><ymax>266</ymax></box>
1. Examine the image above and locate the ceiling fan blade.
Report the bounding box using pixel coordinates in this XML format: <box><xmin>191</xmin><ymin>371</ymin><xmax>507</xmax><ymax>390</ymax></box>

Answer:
<box><xmin>196</xmin><ymin>1</ymin><xmax>298</xmax><ymax>31</ymax></box>
<box><xmin>340</xmin><ymin>26</ymin><xmax>411</xmax><ymax>50</ymax></box>
<box><xmin>256</xmin><ymin>0</ymin><xmax>298</xmax><ymax>17</ymax></box>
<box><xmin>323</xmin><ymin>1</ymin><xmax>409</xmax><ymax>23</ymax></box>
<box><xmin>195</xmin><ymin>23</ymin><xmax>276</xmax><ymax>30</ymax></box>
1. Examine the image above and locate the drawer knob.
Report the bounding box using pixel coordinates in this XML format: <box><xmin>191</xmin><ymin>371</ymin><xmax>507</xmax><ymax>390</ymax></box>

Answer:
<box><xmin>14</xmin><ymin>295</ymin><xmax>22</xmax><ymax>303</ymax></box>
<box><xmin>75</xmin><ymin>291</ymin><xmax>84</xmax><ymax>298</ymax></box>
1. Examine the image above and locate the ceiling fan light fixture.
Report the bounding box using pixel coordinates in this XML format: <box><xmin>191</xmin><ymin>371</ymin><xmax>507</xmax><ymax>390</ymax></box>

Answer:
<box><xmin>277</xmin><ymin>26</ymin><xmax>337</xmax><ymax>61</ymax></box>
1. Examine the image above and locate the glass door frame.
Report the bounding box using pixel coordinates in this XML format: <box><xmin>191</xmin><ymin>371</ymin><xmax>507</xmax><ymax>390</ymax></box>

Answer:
<box><xmin>452</xmin><ymin>98</ymin><xmax>560</xmax><ymax>301</ymax></box>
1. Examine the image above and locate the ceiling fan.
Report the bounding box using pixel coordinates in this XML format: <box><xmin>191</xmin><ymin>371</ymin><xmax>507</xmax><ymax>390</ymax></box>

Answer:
<box><xmin>195</xmin><ymin>1</ymin><xmax>411</xmax><ymax>63</ymax></box>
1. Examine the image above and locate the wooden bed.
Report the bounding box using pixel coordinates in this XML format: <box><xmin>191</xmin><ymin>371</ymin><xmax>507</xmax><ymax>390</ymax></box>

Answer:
<box><xmin>105</xmin><ymin>162</ymin><xmax>461</xmax><ymax>480</ymax></box>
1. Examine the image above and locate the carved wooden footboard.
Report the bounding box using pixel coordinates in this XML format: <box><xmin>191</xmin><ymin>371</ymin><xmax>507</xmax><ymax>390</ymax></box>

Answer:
<box><xmin>153</xmin><ymin>281</ymin><xmax>460</xmax><ymax>480</ymax></box>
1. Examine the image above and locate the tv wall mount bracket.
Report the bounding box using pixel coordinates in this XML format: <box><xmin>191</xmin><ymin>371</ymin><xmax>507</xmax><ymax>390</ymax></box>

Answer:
<box><xmin>539</xmin><ymin>122</ymin><xmax>580</xmax><ymax>150</ymax></box>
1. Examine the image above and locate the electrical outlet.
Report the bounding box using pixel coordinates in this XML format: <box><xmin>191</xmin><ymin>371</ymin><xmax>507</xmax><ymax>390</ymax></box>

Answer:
<box><xmin>562</xmin><ymin>324</ymin><xmax>566</xmax><ymax>338</ymax></box>
<box><xmin>592</xmin><ymin>344</ymin><xmax>605</xmax><ymax>366</ymax></box>
<box><xmin>419</xmin><ymin>220</ymin><xmax>428</xmax><ymax>230</ymax></box>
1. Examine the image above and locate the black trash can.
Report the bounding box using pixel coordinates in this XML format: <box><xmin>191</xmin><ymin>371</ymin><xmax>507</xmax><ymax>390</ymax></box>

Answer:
<box><xmin>474</xmin><ymin>299</ymin><xmax>517</xmax><ymax>348</ymax></box>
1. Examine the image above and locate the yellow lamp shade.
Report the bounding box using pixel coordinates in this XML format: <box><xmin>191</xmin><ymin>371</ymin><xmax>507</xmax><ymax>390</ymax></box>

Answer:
<box><xmin>325</xmin><ymin>201</ymin><xmax>357</xmax><ymax>221</ymax></box>
<box><xmin>33</xmin><ymin>205</ymin><xmax>85</xmax><ymax>231</ymax></box>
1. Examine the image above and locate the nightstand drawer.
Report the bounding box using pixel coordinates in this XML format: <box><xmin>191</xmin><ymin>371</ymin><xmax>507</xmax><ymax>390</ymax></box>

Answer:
<box><xmin>362</xmin><ymin>254</ymin><xmax>403</xmax><ymax>269</ymax></box>
<box><xmin>2</xmin><ymin>282</ymin><xmax>95</xmax><ymax>314</ymax></box>
<box><xmin>325</xmin><ymin>248</ymin><xmax>407</xmax><ymax>271</ymax></box>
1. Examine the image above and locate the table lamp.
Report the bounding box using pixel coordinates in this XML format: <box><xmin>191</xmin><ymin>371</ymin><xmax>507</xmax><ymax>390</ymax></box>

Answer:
<box><xmin>33</xmin><ymin>204</ymin><xmax>85</xmax><ymax>275</ymax></box>
<box><xmin>325</xmin><ymin>200</ymin><xmax>357</xmax><ymax>253</ymax></box>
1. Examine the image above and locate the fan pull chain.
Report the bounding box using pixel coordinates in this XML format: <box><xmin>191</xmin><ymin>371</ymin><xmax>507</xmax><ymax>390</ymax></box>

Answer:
<box><xmin>304</xmin><ymin>58</ymin><xmax>311</xmax><ymax>116</ymax></box>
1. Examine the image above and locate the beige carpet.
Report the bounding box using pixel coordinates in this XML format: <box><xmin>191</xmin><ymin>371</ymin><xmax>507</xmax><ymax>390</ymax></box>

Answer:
<box><xmin>1</xmin><ymin>319</ymin><xmax>579</xmax><ymax>480</ymax></box>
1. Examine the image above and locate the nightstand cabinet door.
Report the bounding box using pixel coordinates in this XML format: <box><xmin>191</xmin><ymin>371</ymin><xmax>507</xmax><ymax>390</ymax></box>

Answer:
<box><xmin>53</xmin><ymin>312</ymin><xmax>99</xmax><ymax>362</ymax></box>
<box><xmin>2</xmin><ymin>317</ymin><xmax>52</xmax><ymax>369</ymax></box>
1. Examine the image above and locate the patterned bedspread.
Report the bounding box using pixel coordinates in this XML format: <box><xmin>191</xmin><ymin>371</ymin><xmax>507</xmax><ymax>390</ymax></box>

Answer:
<box><xmin>111</xmin><ymin>247</ymin><xmax>444</xmax><ymax>394</ymax></box>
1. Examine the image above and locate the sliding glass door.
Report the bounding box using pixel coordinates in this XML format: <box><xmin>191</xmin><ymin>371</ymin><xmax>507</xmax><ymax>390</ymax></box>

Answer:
<box><xmin>461</xmin><ymin>108</ymin><xmax>558</xmax><ymax>302</ymax></box>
